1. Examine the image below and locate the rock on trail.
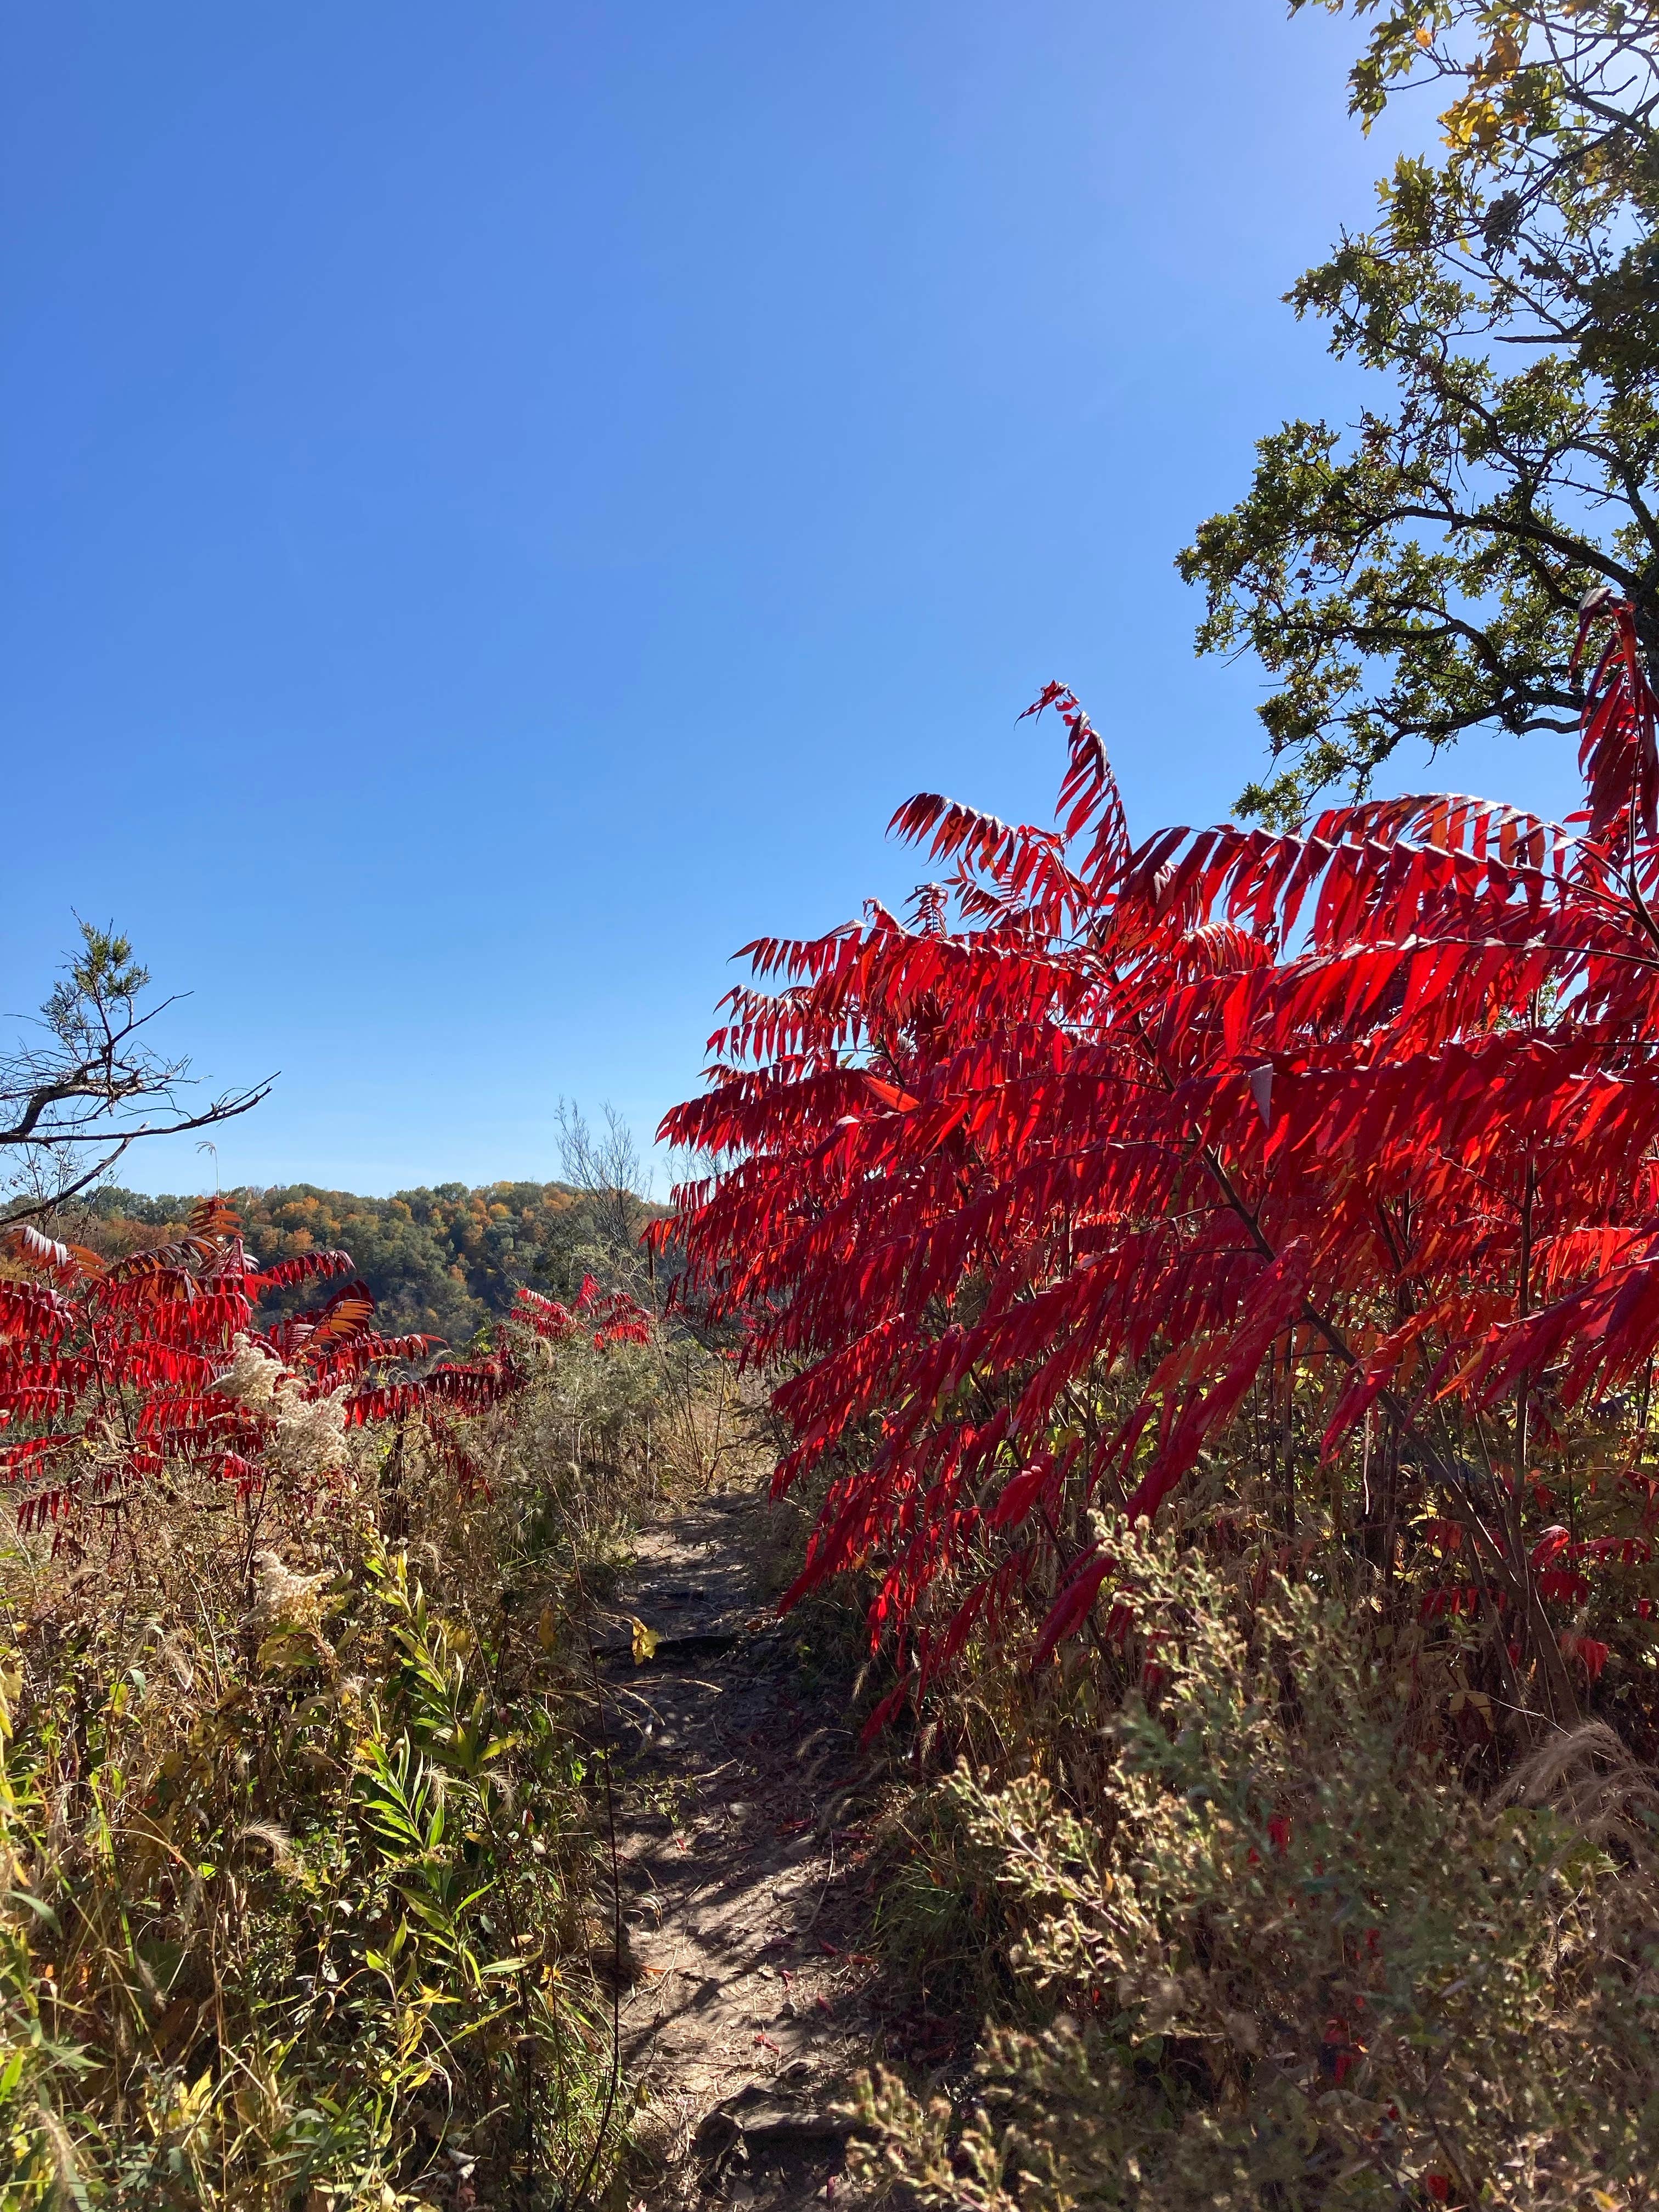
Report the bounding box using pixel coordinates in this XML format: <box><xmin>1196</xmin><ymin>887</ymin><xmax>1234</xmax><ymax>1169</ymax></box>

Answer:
<box><xmin>594</xmin><ymin>1488</ymin><xmax>875</xmax><ymax>2209</ymax></box>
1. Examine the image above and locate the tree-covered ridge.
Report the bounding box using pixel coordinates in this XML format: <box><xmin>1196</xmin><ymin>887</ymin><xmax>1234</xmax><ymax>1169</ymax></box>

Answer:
<box><xmin>59</xmin><ymin>1179</ymin><xmax>659</xmax><ymax>1346</ymax></box>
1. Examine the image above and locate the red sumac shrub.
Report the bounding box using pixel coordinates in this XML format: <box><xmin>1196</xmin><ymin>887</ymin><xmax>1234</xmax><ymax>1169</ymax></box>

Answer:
<box><xmin>0</xmin><ymin>1198</ymin><xmax>654</xmax><ymax>1528</ymax></box>
<box><xmin>659</xmin><ymin>597</ymin><xmax>1659</xmax><ymax>1730</ymax></box>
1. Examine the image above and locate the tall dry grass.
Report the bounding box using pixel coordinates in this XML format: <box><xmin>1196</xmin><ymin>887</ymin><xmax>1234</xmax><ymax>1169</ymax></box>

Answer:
<box><xmin>849</xmin><ymin>1511</ymin><xmax>1659</xmax><ymax>2209</ymax></box>
<box><xmin>0</xmin><ymin>1317</ymin><xmax>730</xmax><ymax>2209</ymax></box>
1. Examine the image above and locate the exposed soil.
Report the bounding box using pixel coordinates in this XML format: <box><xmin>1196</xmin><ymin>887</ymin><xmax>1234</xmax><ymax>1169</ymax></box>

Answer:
<box><xmin>592</xmin><ymin>1487</ymin><xmax>881</xmax><ymax>2210</ymax></box>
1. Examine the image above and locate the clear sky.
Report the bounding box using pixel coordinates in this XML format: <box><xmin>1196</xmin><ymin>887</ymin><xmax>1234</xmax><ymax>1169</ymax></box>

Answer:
<box><xmin>1</xmin><ymin>2</ymin><xmax>1587</xmax><ymax>1197</ymax></box>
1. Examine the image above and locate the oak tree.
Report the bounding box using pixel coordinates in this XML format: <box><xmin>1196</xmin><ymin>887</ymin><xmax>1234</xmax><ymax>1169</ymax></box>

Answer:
<box><xmin>1182</xmin><ymin>1</ymin><xmax>1659</xmax><ymax>821</ymax></box>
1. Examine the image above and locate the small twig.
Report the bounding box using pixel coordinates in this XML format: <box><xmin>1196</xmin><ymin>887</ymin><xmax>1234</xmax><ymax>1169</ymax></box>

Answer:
<box><xmin>799</xmin><ymin>1831</ymin><xmax>838</xmax><ymax>1932</ymax></box>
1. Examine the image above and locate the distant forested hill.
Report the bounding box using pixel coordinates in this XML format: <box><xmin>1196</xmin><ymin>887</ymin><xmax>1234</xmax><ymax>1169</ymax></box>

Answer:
<box><xmin>59</xmin><ymin>1181</ymin><xmax>662</xmax><ymax>1347</ymax></box>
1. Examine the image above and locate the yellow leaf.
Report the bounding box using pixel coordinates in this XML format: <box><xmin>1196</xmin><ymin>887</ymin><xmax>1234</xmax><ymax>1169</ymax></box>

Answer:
<box><xmin>630</xmin><ymin>1616</ymin><xmax>660</xmax><ymax>1665</ymax></box>
<box><xmin>256</xmin><ymin>1627</ymin><xmax>333</xmax><ymax>1677</ymax></box>
<box><xmin>537</xmin><ymin>1602</ymin><xmax>556</xmax><ymax>1653</ymax></box>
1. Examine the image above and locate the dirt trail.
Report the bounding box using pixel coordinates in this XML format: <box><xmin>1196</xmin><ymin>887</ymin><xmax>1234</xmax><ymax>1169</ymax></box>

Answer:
<box><xmin>594</xmin><ymin>1488</ymin><xmax>877</xmax><ymax>2209</ymax></box>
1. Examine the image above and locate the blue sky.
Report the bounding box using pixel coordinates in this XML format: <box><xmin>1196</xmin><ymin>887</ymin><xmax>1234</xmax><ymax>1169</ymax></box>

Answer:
<box><xmin>1</xmin><ymin>2</ymin><xmax>1585</xmax><ymax>1197</ymax></box>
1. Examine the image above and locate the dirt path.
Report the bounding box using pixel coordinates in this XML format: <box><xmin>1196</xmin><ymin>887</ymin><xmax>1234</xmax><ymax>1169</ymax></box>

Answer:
<box><xmin>594</xmin><ymin>1487</ymin><xmax>878</xmax><ymax>2209</ymax></box>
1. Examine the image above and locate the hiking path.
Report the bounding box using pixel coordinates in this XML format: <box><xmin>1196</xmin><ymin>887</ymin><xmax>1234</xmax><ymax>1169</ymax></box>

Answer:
<box><xmin>593</xmin><ymin>1488</ymin><xmax>878</xmax><ymax>2210</ymax></box>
